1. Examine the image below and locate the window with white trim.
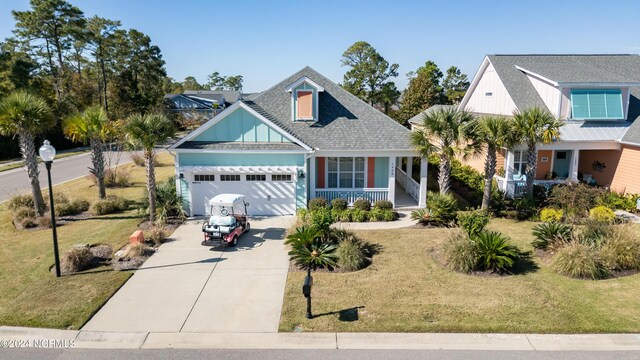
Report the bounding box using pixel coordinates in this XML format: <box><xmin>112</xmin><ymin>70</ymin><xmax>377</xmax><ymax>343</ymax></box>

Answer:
<box><xmin>512</xmin><ymin>151</ymin><xmax>526</xmax><ymax>176</ymax></box>
<box><xmin>327</xmin><ymin>157</ymin><xmax>365</xmax><ymax>188</ymax></box>
<box><xmin>570</xmin><ymin>89</ymin><xmax>624</xmax><ymax>120</ymax></box>
<box><xmin>272</xmin><ymin>174</ymin><xmax>292</xmax><ymax>182</ymax></box>
<box><xmin>246</xmin><ymin>174</ymin><xmax>266</xmax><ymax>181</ymax></box>
<box><xmin>194</xmin><ymin>174</ymin><xmax>215</xmax><ymax>181</ymax></box>
<box><xmin>220</xmin><ymin>174</ymin><xmax>240</xmax><ymax>181</ymax></box>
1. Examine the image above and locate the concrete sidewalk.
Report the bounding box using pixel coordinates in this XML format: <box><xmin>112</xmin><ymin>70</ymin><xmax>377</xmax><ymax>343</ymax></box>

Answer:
<box><xmin>2</xmin><ymin>326</ymin><xmax>640</xmax><ymax>350</ymax></box>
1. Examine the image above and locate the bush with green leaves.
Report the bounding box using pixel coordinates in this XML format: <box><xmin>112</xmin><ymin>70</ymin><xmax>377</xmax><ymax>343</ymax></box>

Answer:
<box><xmin>599</xmin><ymin>224</ymin><xmax>640</xmax><ymax>270</ymax></box>
<box><xmin>549</xmin><ymin>183</ymin><xmax>604</xmax><ymax>217</ymax></box>
<box><xmin>373</xmin><ymin>200</ymin><xmax>393</xmax><ymax>211</ymax></box>
<box><xmin>368</xmin><ymin>208</ymin><xmax>384</xmax><ymax>222</ymax></box>
<box><xmin>456</xmin><ymin>210</ymin><xmax>490</xmax><ymax>237</ymax></box>
<box><xmin>285</xmin><ymin>225</ymin><xmax>337</xmax><ymax>271</ymax></box>
<box><xmin>353</xmin><ymin>198</ymin><xmax>371</xmax><ymax>211</ymax></box>
<box><xmin>474</xmin><ymin>231</ymin><xmax>519</xmax><ymax>273</ymax></box>
<box><xmin>597</xmin><ymin>190</ymin><xmax>639</xmax><ymax>212</ymax></box>
<box><xmin>331</xmin><ymin>198</ymin><xmax>348</xmax><ymax>210</ymax></box>
<box><xmin>92</xmin><ymin>195</ymin><xmax>130</xmax><ymax>215</ymax></box>
<box><xmin>145</xmin><ymin>178</ymin><xmax>187</xmax><ymax>224</ymax></box>
<box><xmin>589</xmin><ymin>206</ymin><xmax>615</xmax><ymax>223</ymax></box>
<box><xmin>551</xmin><ymin>241</ymin><xmax>608</xmax><ymax>279</ymax></box>
<box><xmin>8</xmin><ymin>194</ymin><xmax>34</xmax><ymax>211</ymax></box>
<box><xmin>351</xmin><ymin>209</ymin><xmax>369</xmax><ymax>222</ymax></box>
<box><xmin>427</xmin><ymin>191</ymin><xmax>458</xmax><ymax>224</ymax></box>
<box><xmin>336</xmin><ymin>209</ymin><xmax>353</xmax><ymax>222</ymax></box>
<box><xmin>296</xmin><ymin>208</ymin><xmax>308</xmax><ymax>222</ymax></box>
<box><xmin>514</xmin><ymin>197</ymin><xmax>537</xmax><ymax>221</ymax></box>
<box><xmin>540</xmin><ymin>208</ymin><xmax>563</xmax><ymax>222</ymax></box>
<box><xmin>310</xmin><ymin>207</ymin><xmax>333</xmax><ymax>234</ymax></box>
<box><xmin>579</xmin><ymin>218</ymin><xmax>614</xmax><ymax>246</ymax></box>
<box><xmin>381</xmin><ymin>209</ymin><xmax>397</xmax><ymax>221</ymax></box>
<box><xmin>410</xmin><ymin>208</ymin><xmax>434</xmax><ymax>225</ymax></box>
<box><xmin>56</xmin><ymin>199</ymin><xmax>90</xmax><ymax>216</ymax></box>
<box><xmin>308</xmin><ymin>197</ymin><xmax>328</xmax><ymax>211</ymax></box>
<box><xmin>14</xmin><ymin>207</ymin><xmax>35</xmax><ymax>222</ymax></box>
<box><xmin>443</xmin><ymin>228</ymin><xmax>477</xmax><ymax>273</ymax></box>
<box><xmin>531</xmin><ymin>222</ymin><xmax>572</xmax><ymax>250</ymax></box>
<box><xmin>336</xmin><ymin>237</ymin><xmax>367</xmax><ymax>271</ymax></box>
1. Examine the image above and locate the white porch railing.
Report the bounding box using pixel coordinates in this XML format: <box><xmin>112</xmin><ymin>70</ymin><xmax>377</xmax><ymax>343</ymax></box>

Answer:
<box><xmin>496</xmin><ymin>176</ymin><xmax>566</xmax><ymax>198</ymax></box>
<box><xmin>315</xmin><ymin>189</ymin><xmax>389</xmax><ymax>205</ymax></box>
<box><xmin>395</xmin><ymin>167</ymin><xmax>420</xmax><ymax>202</ymax></box>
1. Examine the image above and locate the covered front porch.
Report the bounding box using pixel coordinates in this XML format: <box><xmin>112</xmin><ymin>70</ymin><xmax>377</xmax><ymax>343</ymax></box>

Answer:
<box><xmin>309</xmin><ymin>154</ymin><xmax>427</xmax><ymax>209</ymax></box>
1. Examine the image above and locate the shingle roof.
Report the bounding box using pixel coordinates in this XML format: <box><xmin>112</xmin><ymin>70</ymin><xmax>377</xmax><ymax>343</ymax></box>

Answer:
<box><xmin>408</xmin><ymin>105</ymin><xmax>456</xmax><ymax>125</ymax></box>
<box><xmin>176</xmin><ymin>141</ymin><xmax>304</xmax><ymax>151</ymax></box>
<box><xmin>247</xmin><ymin>66</ymin><xmax>412</xmax><ymax>151</ymax></box>
<box><xmin>621</xmin><ymin>87</ymin><xmax>640</xmax><ymax>144</ymax></box>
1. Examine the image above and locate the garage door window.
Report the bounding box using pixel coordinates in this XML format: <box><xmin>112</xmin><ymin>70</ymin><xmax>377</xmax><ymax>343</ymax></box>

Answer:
<box><xmin>194</xmin><ymin>174</ymin><xmax>215</xmax><ymax>181</ymax></box>
<box><xmin>272</xmin><ymin>174</ymin><xmax>292</xmax><ymax>182</ymax></box>
<box><xmin>220</xmin><ymin>174</ymin><xmax>241</xmax><ymax>181</ymax></box>
<box><xmin>327</xmin><ymin>157</ymin><xmax>365</xmax><ymax>188</ymax></box>
<box><xmin>246</xmin><ymin>174</ymin><xmax>266</xmax><ymax>181</ymax></box>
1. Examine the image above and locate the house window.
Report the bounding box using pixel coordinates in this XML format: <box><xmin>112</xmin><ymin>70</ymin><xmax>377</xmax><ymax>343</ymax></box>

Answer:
<box><xmin>194</xmin><ymin>174</ymin><xmax>215</xmax><ymax>182</ymax></box>
<box><xmin>570</xmin><ymin>89</ymin><xmax>623</xmax><ymax>120</ymax></box>
<box><xmin>296</xmin><ymin>90</ymin><xmax>313</xmax><ymax>119</ymax></box>
<box><xmin>246</xmin><ymin>174</ymin><xmax>266</xmax><ymax>181</ymax></box>
<box><xmin>220</xmin><ymin>174</ymin><xmax>240</xmax><ymax>181</ymax></box>
<box><xmin>327</xmin><ymin>157</ymin><xmax>365</xmax><ymax>188</ymax></box>
<box><xmin>272</xmin><ymin>174</ymin><xmax>292</xmax><ymax>182</ymax></box>
<box><xmin>512</xmin><ymin>151</ymin><xmax>526</xmax><ymax>176</ymax></box>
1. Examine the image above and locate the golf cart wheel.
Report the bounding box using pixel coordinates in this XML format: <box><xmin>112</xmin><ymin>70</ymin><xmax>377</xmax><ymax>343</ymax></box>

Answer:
<box><xmin>245</xmin><ymin>222</ymin><xmax>250</xmax><ymax>233</ymax></box>
<box><xmin>229</xmin><ymin>235</ymin><xmax>238</xmax><ymax>247</ymax></box>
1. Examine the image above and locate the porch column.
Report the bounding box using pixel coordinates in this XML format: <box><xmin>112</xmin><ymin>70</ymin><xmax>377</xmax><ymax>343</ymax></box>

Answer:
<box><xmin>503</xmin><ymin>151</ymin><xmax>513</xmax><ymax>191</ymax></box>
<box><xmin>388</xmin><ymin>156</ymin><xmax>396</xmax><ymax>207</ymax></box>
<box><xmin>405</xmin><ymin>156</ymin><xmax>413</xmax><ymax>190</ymax></box>
<box><xmin>309</xmin><ymin>157</ymin><xmax>316</xmax><ymax>200</ymax></box>
<box><xmin>418</xmin><ymin>157</ymin><xmax>428</xmax><ymax>208</ymax></box>
<box><xmin>569</xmin><ymin>150</ymin><xmax>580</xmax><ymax>182</ymax></box>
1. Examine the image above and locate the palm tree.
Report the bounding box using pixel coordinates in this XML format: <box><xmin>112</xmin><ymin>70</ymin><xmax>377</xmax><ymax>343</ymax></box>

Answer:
<box><xmin>512</xmin><ymin>107</ymin><xmax>563</xmax><ymax>198</ymax></box>
<box><xmin>122</xmin><ymin>113</ymin><xmax>175</xmax><ymax>222</ymax></box>
<box><xmin>63</xmin><ymin>106</ymin><xmax>112</xmax><ymax>199</ymax></box>
<box><xmin>410</xmin><ymin>107</ymin><xmax>479</xmax><ymax>194</ymax></box>
<box><xmin>0</xmin><ymin>91</ymin><xmax>54</xmax><ymax>216</ymax></box>
<box><xmin>477</xmin><ymin>116</ymin><xmax>518</xmax><ymax>210</ymax></box>
<box><xmin>285</xmin><ymin>225</ymin><xmax>338</xmax><ymax>276</ymax></box>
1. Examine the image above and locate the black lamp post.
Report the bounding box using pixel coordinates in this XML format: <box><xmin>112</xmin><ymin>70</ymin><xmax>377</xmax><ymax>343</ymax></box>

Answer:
<box><xmin>302</xmin><ymin>267</ymin><xmax>313</xmax><ymax>319</ymax></box>
<box><xmin>39</xmin><ymin>140</ymin><xmax>61</xmax><ymax>277</ymax></box>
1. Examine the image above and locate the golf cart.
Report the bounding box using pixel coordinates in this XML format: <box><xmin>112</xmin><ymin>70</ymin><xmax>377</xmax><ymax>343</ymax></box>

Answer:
<box><xmin>201</xmin><ymin>194</ymin><xmax>250</xmax><ymax>247</ymax></box>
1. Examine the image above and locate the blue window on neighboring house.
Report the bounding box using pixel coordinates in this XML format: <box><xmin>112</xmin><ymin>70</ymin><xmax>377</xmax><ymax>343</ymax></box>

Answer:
<box><xmin>570</xmin><ymin>89</ymin><xmax>624</xmax><ymax>120</ymax></box>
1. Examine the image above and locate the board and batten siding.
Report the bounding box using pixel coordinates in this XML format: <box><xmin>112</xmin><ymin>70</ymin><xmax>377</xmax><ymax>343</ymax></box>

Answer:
<box><xmin>194</xmin><ymin>107</ymin><xmax>290</xmax><ymax>143</ymax></box>
<box><xmin>527</xmin><ymin>74</ymin><xmax>560</xmax><ymax>116</ymax></box>
<box><xmin>178</xmin><ymin>153</ymin><xmax>304</xmax><ymax>167</ymax></box>
<box><xmin>464</xmin><ymin>62</ymin><xmax>517</xmax><ymax>116</ymax></box>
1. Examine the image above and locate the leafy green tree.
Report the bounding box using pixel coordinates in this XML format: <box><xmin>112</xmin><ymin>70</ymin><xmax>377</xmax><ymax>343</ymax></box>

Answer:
<box><xmin>476</xmin><ymin>116</ymin><xmax>518</xmax><ymax>210</ymax></box>
<box><xmin>12</xmin><ymin>0</ymin><xmax>86</xmax><ymax>100</ymax></box>
<box><xmin>341</xmin><ymin>41</ymin><xmax>399</xmax><ymax>106</ymax></box>
<box><xmin>0</xmin><ymin>91</ymin><xmax>54</xmax><ymax>216</ymax></box>
<box><xmin>86</xmin><ymin>16</ymin><xmax>121</xmax><ymax>114</ymax></box>
<box><xmin>442</xmin><ymin>66</ymin><xmax>469</xmax><ymax>104</ymax></box>
<box><xmin>397</xmin><ymin>61</ymin><xmax>445</xmax><ymax>125</ymax></box>
<box><xmin>377</xmin><ymin>82</ymin><xmax>400</xmax><ymax>115</ymax></box>
<box><xmin>182</xmin><ymin>76</ymin><xmax>205</xmax><ymax>91</ymax></box>
<box><xmin>410</xmin><ymin>107</ymin><xmax>479</xmax><ymax>194</ymax></box>
<box><xmin>224</xmin><ymin>75</ymin><xmax>243</xmax><ymax>91</ymax></box>
<box><xmin>206</xmin><ymin>71</ymin><xmax>225</xmax><ymax>90</ymax></box>
<box><xmin>122</xmin><ymin>113</ymin><xmax>175</xmax><ymax>222</ymax></box>
<box><xmin>512</xmin><ymin>107</ymin><xmax>563</xmax><ymax>198</ymax></box>
<box><xmin>63</xmin><ymin>106</ymin><xmax>111</xmax><ymax>198</ymax></box>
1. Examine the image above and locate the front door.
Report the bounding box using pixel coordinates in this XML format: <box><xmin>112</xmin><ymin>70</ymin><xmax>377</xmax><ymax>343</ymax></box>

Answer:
<box><xmin>552</xmin><ymin>150</ymin><xmax>573</xmax><ymax>179</ymax></box>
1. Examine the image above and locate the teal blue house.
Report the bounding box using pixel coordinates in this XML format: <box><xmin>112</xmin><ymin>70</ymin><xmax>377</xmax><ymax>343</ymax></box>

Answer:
<box><xmin>169</xmin><ymin>67</ymin><xmax>427</xmax><ymax>216</ymax></box>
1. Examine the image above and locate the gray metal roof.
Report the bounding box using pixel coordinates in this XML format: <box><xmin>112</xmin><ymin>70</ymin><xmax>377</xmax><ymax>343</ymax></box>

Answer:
<box><xmin>621</xmin><ymin>87</ymin><xmax>640</xmax><ymax>144</ymax></box>
<box><xmin>560</xmin><ymin>121</ymin><xmax>631</xmax><ymax>142</ymax></box>
<box><xmin>183</xmin><ymin>90</ymin><xmax>243</xmax><ymax>103</ymax></box>
<box><xmin>247</xmin><ymin>66</ymin><xmax>412</xmax><ymax>151</ymax></box>
<box><xmin>408</xmin><ymin>105</ymin><xmax>456</xmax><ymax>125</ymax></box>
<box><xmin>176</xmin><ymin>141</ymin><xmax>305</xmax><ymax>151</ymax></box>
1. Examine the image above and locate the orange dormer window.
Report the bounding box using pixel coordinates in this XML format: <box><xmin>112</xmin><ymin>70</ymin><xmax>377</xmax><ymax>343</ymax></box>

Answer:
<box><xmin>297</xmin><ymin>90</ymin><xmax>313</xmax><ymax>119</ymax></box>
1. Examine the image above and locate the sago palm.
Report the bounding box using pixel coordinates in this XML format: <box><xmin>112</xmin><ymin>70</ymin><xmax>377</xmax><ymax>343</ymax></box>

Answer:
<box><xmin>476</xmin><ymin>116</ymin><xmax>518</xmax><ymax>210</ymax></box>
<box><xmin>410</xmin><ymin>107</ymin><xmax>479</xmax><ymax>194</ymax></box>
<box><xmin>0</xmin><ymin>91</ymin><xmax>54</xmax><ymax>216</ymax></box>
<box><xmin>285</xmin><ymin>225</ymin><xmax>338</xmax><ymax>273</ymax></box>
<box><xmin>122</xmin><ymin>113</ymin><xmax>175</xmax><ymax>222</ymax></box>
<box><xmin>63</xmin><ymin>106</ymin><xmax>112</xmax><ymax>199</ymax></box>
<box><xmin>512</xmin><ymin>107</ymin><xmax>563</xmax><ymax>198</ymax></box>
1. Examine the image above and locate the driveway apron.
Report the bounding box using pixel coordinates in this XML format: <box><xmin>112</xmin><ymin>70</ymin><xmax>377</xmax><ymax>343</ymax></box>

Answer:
<box><xmin>82</xmin><ymin>216</ymin><xmax>294</xmax><ymax>333</ymax></box>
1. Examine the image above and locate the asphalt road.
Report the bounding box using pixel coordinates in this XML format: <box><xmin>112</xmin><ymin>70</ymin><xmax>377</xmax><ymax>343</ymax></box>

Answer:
<box><xmin>0</xmin><ymin>152</ymin><xmax>132</xmax><ymax>203</ymax></box>
<box><xmin>1</xmin><ymin>349</ymin><xmax>639</xmax><ymax>360</ymax></box>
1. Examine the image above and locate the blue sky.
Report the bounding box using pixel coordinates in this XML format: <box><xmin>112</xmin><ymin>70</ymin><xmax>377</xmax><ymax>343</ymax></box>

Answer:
<box><xmin>1</xmin><ymin>0</ymin><xmax>639</xmax><ymax>92</ymax></box>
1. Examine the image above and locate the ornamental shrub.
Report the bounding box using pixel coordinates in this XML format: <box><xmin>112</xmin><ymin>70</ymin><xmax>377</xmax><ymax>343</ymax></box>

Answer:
<box><xmin>381</xmin><ymin>209</ymin><xmax>397</xmax><ymax>222</ymax></box>
<box><xmin>368</xmin><ymin>208</ymin><xmax>384</xmax><ymax>222</ymax></box>
<box><xmin>337</xmin><ymin>209</ymin><xmax>353</xmax><ymax>222</ymax></box>
<box><xmin>373</xmin><ymin>200</ymin><xmax>393</xmax><ymax>211</ymax></box>
<box><xmin>549</xmin><ymin>183</ymin><xmax>604</xmax><ymax>217</ymax></box>
<box><xmin>531</xmin><ymin>222</ymin><xmax>572</xmax><ymax>250</ymax></box>
<box><xmin>331</xmin><ymin>198</ymin><xmax>348</xmax><ymax>210</ymax></box>
<box><xmin>310</xmin><ymin>207</ymin><xmax>334</xmax><ymax>234</ymax></box>
<box><xmin>336</xmin><ymin>237</ymin><xmax>367</xmax><ymax>271</ymax></box>
<box><xmin>92</xmin><ymin>195</ymin><xmax>130</xmax><ymax>215</ymax></box>
<box><xmin>443</xmin><ymin>228</ymin><xmax>477</xmax><ymax>273</ymax></box>
<box><xmin>456</xmin><ymin>210</ymin><xmax>490</xmax><ymax>238</ymax></box>
<box><xmin>8</xmin><ymin>194</ymin><xmax>34</xmax><ymax>211</ymax></box>
<box><xmin>353</xmin><ymin>199</ymin><xmax>371</xmax><ymax>211</ymax></box>
<box><xmin>551</xmin><ymin>241</ymin><xmax>608</xmax><ymax>279</ymax></box>
<box><xmin>427</xmin><ymin>191</ymin><xmax>458</xmax><ymax>224</ymax></box>
<box><xmin>599</xmin><ymin>224</ymin><xmax>640</xmax><ymax>270</ymax></box>
<box><xmin>589</xmin><ymin>206</ymin><xmax>616</xmax><ymax>223</ymax></box>
<box><xmin>474</xmin><ymin>231</ymin><xmax>519</xmax><ymax>273</ymax></box>
<box><xmin>351</xmin><ymin>209</ymin><xmax>368</xmax><ymax>222</ymax></box>
<box><xmin>61</xmin><ymin>247</ymin><xmax>93</xmax><ymax>274</ymax></box>
<box><xmin>540</xmin><ymin>208</ymin><xmax>564</xmax><ymax>222</ymax></box>
<box><xmin>597</xmin><ymin>190</ymin><xmax>639</xmax><ymax>212</ymax></box>
<box><xmin>308</xmin><ymin>197</ymin><xmax>328</xmax><ymax>211</ymax></box>
<box><xmin>410</xmin><ymin>208</ymin><xmax>434</xmax><ymax>225</ymax></box>
<box><xmin>56</xmin><ymin>199</ymin><xmax>90</xmax><ymax>216</ymax></box>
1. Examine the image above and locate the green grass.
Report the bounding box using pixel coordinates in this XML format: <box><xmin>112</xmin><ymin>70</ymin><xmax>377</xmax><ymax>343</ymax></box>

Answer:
<box><xmin>0</xmin><ymin>153</ymin><xmax>175</xmax><ymax>329</ymax></box>
<box><xmin>279</xmin><ymin>218</ymin><xmax>640</xmax><ymax>333</ymax></box>
<box><xmin>0</xmin><ymin>149</ymin><xmax>89</xmax><ymax>173</ymax></box>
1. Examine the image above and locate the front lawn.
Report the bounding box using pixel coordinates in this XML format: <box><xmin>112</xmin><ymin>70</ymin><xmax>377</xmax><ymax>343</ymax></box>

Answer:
<box><xmin>279</xmin><ymin>218</ymin><xmax>640</xmax><ymax>333</ymax></box>
<box><xmin>0</xmin><ymin>152</ymin><xmax>175</xmax><ymax>329</ymax></box>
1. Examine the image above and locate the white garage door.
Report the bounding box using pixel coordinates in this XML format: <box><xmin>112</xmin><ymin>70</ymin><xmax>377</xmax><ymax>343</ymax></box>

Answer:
<box><xmin>190</xmin><ymin>173</ymin><xmax>296</xmax><ymax>216</ymax></box>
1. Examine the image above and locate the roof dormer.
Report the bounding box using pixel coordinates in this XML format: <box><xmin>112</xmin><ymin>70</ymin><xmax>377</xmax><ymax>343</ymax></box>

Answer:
<box><xmin>286</xmin><ymin>77</ymin><xmax>324</xmax><ymax>122</ymax></box>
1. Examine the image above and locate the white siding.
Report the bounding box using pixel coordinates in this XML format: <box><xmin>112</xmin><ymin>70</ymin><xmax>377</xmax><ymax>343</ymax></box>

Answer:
<box><xmin>526</xmin><ymin>74</ymin><xmax>560</xmax><ymax>116</ymax></box>
<box><xmin>463</xmin><ymin>62</ymin><xmax>517</xmax><ymax>115</ymax></box>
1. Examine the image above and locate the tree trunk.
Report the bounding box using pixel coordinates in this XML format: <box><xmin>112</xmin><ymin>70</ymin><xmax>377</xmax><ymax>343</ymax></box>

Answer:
<box><xmin>90</xmin><ymin>138</ymin><xmax>106</xmax><ymax>199</ymax></box>
<box><xmin>482</xmin><ymin>145</ymin><xmax>497</xmax><ymax>210</ymax></box>
<box><xmin>44</xmin><ymin>38</ymin><xmax>61</xmax><ymax>101</ymax></box>
<box><xmin>525</xmin><ymin>144</ymin><xmax>538</xmax><ymax>198</ymax></box>
<box><xmin>145</xmin><ymin>149</ymin><xmax>156</xmax><ymax>223</ymax></box>
<box><xmin>19</xmin><ymin>131</ymin><xmax>45</xmax><ymax>216</ymax></box>
<box><xmin>438</xmin><ymin>154</ymin><xmax>451</xmax><ymax>195</ymax></box>
<box><xmin>100</xmin><ymin>58</ymin><xmax>109</xmax><ymax>114</ymax></box>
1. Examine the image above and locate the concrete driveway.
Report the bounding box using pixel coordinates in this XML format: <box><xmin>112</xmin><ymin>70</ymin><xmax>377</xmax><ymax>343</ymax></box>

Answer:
<box><xmin>83</xmin><ymin>216</ymin><xmax>294</xmax><ymax>333</ymax></box>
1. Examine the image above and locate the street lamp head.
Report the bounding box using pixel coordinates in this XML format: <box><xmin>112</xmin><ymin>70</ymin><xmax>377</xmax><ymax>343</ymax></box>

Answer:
<box><xmin>39</xmin><ymin>140</ymin><xmax>56</xmax><ymax>162</ymax></box>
